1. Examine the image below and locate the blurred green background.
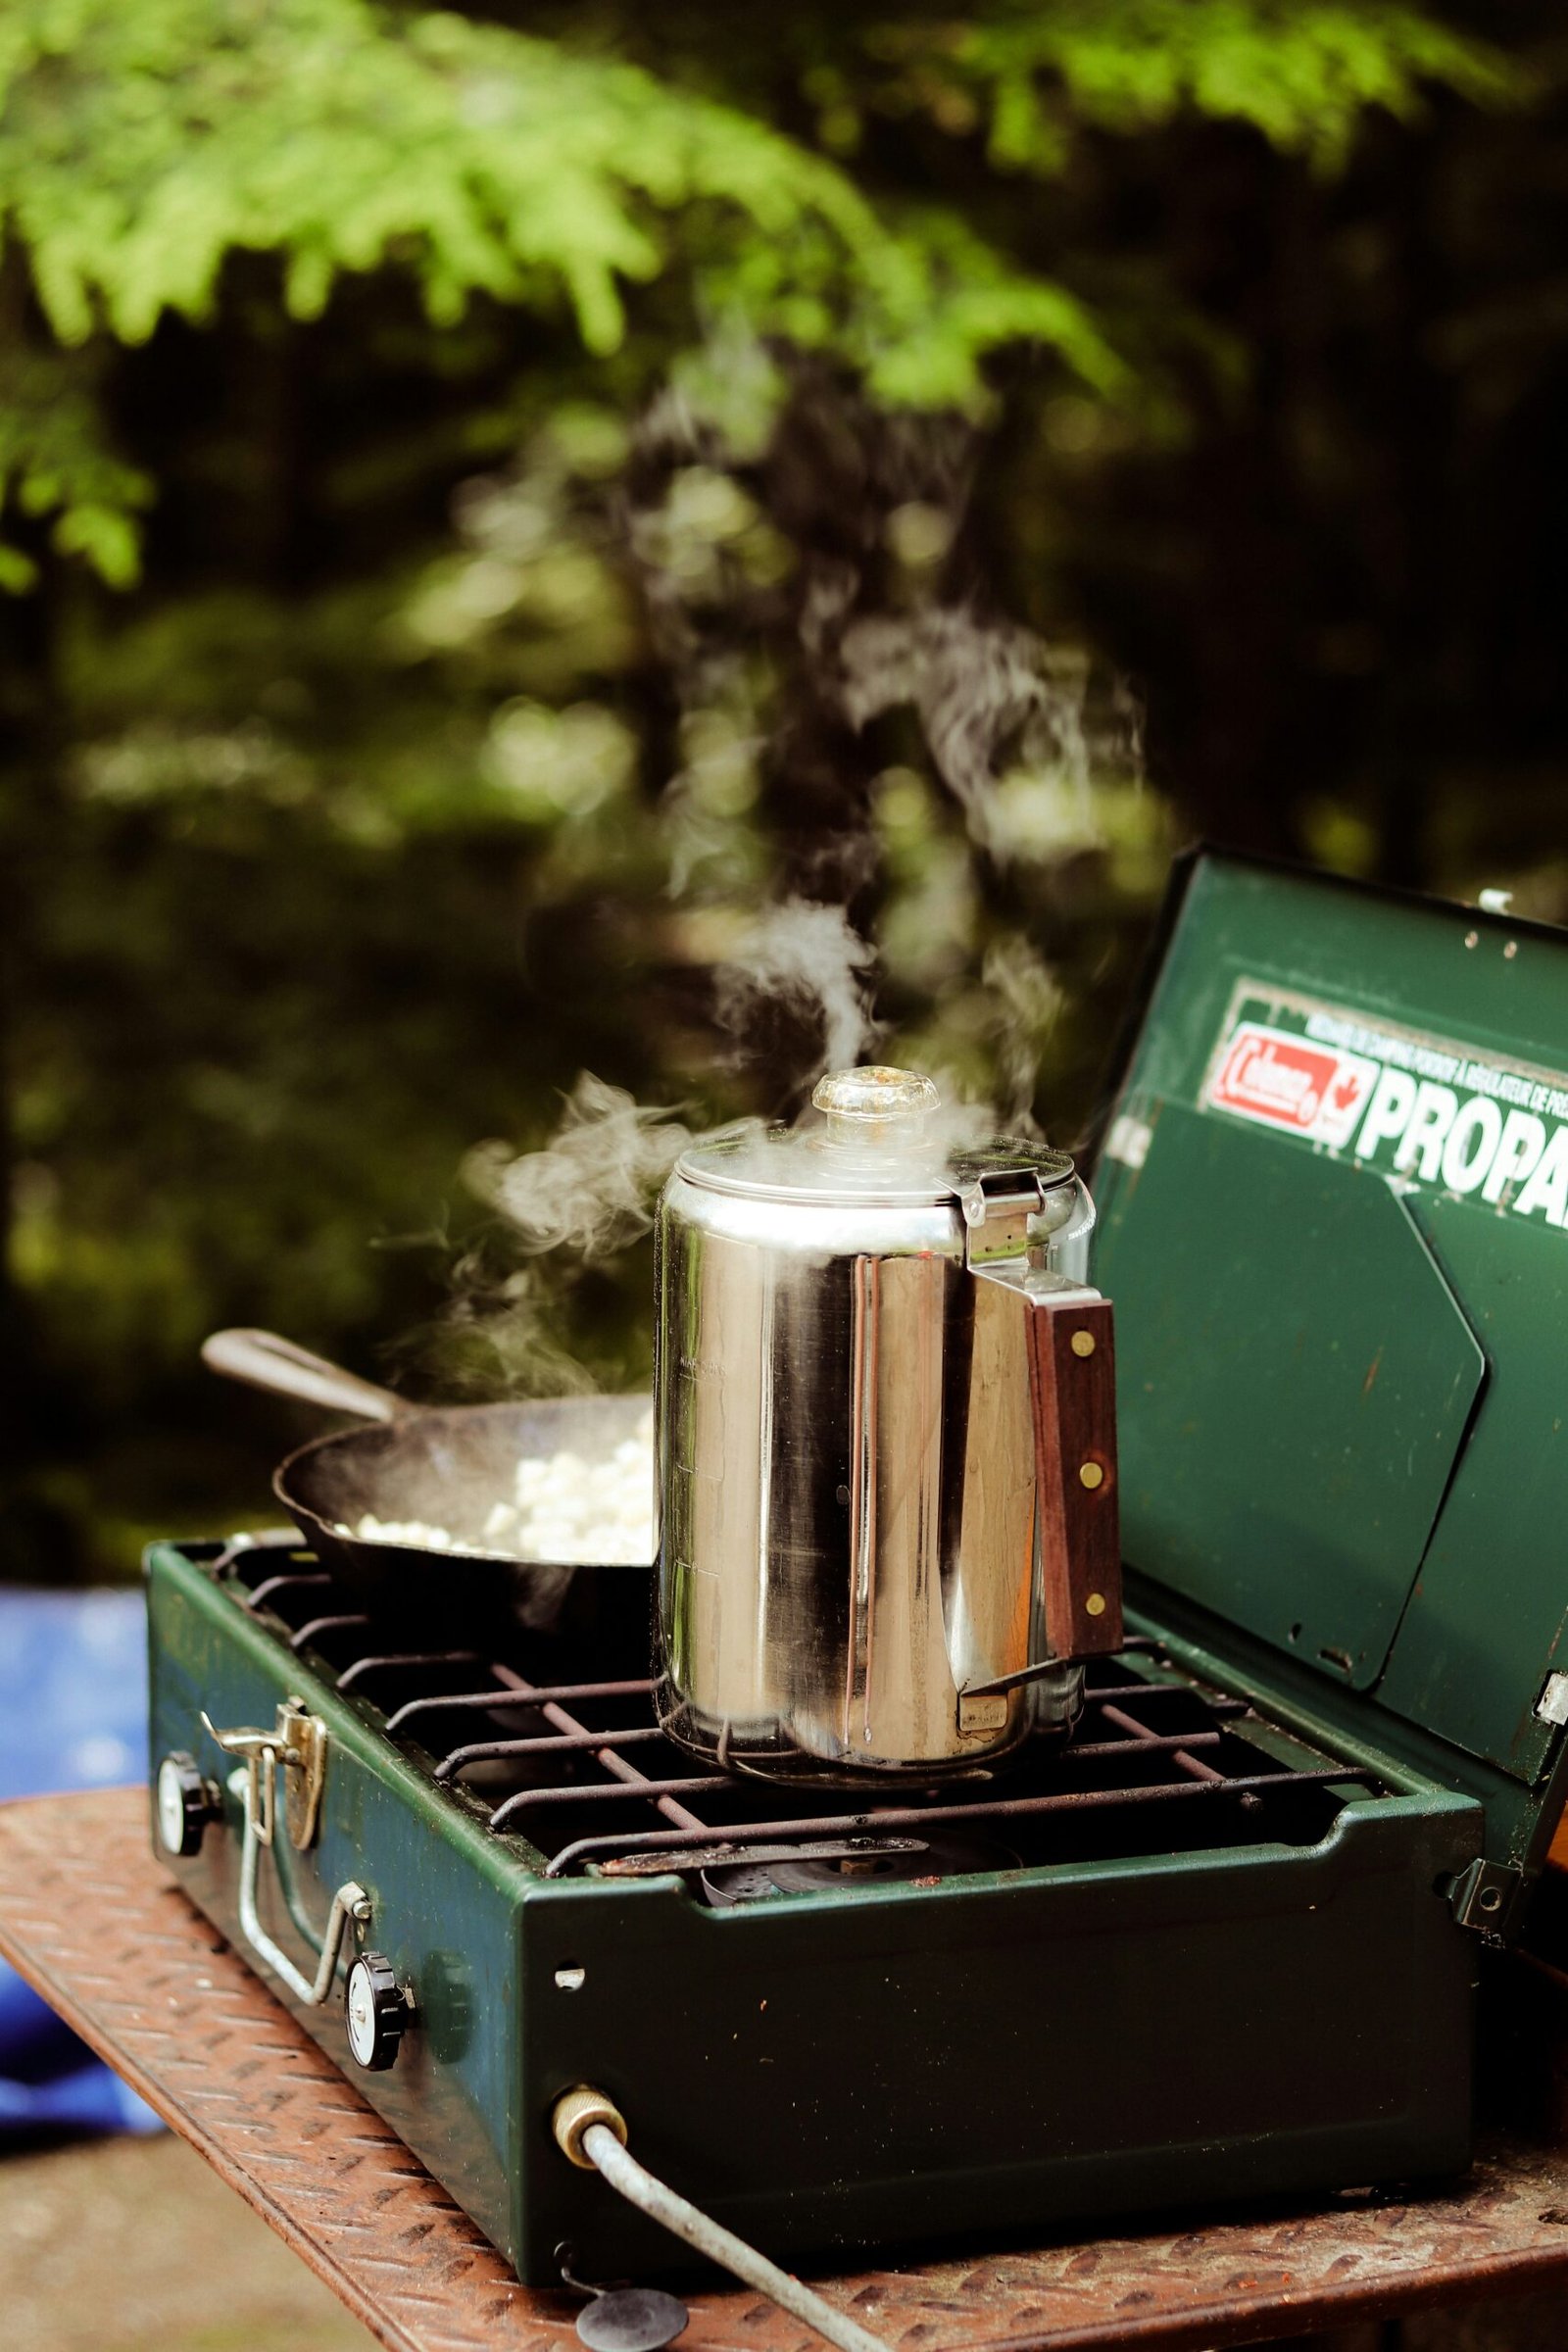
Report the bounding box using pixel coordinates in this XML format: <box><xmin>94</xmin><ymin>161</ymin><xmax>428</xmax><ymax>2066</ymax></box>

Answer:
<box><xmin>2</xmin><ymin>1</ymin><xmax>1564</xmax><ymax>1582</ymax></box>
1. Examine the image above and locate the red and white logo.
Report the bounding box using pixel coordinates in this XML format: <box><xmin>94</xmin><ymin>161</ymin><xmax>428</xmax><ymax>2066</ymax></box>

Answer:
<box><xmin>1207</xmin><ymin>1022</ymin><xmax>1378</xmax><ymax>1148</ymax></box>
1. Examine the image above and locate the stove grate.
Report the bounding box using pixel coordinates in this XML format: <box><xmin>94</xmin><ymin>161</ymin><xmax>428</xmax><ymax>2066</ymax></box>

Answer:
<box><xmin>213</xmin><ymin>1537</ymin><xmax>1385</xmax><ymax>1884</ymax></box>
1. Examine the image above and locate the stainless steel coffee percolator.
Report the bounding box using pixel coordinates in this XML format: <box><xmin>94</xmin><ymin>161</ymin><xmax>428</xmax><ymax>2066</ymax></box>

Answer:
<box><xmin>653</xmin><ymin>1065</ymin><xmax>1122</xmax><ymax>1782</ymax></box>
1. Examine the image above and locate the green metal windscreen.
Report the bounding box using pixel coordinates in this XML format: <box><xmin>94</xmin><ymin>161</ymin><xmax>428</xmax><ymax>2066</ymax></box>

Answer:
<box><xmin>1092</xmin><ymin>852</ymin><xmax>1568</xmax><ymax>1786</ymax></box>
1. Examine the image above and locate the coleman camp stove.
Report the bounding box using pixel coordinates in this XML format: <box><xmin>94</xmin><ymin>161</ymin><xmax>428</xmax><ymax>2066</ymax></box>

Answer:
<box><xmin>147</xmin><ymin>849</ymin><xmax>1568</xmax><ymax>2290</ymax></box>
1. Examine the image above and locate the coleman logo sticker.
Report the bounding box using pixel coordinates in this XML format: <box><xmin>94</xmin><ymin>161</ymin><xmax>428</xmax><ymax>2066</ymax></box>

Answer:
<box><xmin>1208</xmin><ymin>1022</ymin><xmax>1378</xmax><ymax>1149</ymax></box>
<box><xmin>1202</xmin><ymin>988</ymin><xmax>1568</xmax><ymax>1230</ymax></box>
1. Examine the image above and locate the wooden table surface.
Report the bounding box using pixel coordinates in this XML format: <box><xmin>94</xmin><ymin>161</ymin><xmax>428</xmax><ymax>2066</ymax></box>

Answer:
<box><xmin>5</xmin><ymin>1787</ymin><xmax>1568</xmax><ymax>2352</ymax></box>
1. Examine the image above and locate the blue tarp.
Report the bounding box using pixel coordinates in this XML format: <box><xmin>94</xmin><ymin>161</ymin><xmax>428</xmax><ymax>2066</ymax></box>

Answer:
<box><xmin>0</xmin><ymin>1588</ymin><xmax>162</xmax><ymax>2134</ymax></box>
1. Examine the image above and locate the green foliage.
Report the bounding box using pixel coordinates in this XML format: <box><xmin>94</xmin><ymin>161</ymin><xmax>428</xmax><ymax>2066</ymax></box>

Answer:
<box><xmin>0</xmin><ymin>346</ymin><xmax>151</xmax><ymax>587</ymax></box>
<box><xmin>0</xmin><ymin>0</ymin><xmax>1132</xmax><ymax>582</ymax></box>
<box><xmin>879</xmin><ymin>3</ymin><xmax>1521</xmax><ymax>176</ymax></box>
<box><xmin>2</xmin><ymin>0</ymin><xmax>825</xmax><ymax>348</ymax></box>
<box><xmin>0</xmin><ymin>0</ymin><xmax>1519</xmax><ymax>583</ymax></box>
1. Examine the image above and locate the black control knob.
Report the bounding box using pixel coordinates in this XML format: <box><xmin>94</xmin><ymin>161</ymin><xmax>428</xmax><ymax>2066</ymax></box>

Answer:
<box><xmin>344</xmin><ymin>1951</ymin><xmax>409</xmax><ymax>2072</ymax></box>
<box><xmin>156</xmin><ymin>1751</ymin><xmax>217</xmax><ymax>1857</ymax></box>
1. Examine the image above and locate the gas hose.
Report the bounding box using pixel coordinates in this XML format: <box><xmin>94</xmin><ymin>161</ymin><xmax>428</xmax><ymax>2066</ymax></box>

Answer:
<box><xmin>551</xmin><ymin>2087</ymin><xmax>893</xmax><ymax>2352</ymax></box>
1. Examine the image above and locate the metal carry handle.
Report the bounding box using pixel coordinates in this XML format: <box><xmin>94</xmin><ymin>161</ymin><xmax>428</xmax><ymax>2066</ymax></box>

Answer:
<box><xmin>202</xmin><ymin>1327</ymin><xmax>410</xmax><ymax>1424</ymax></box>
<box><xmin>209</xmin><ymin>1721</ymin><xmax>368</xmax><ymax>2006</ymax></box>
<box><xmin>230</xmin><ymin>1764</ymin><xmax>367</xmax><ymax>2006</ymax></box>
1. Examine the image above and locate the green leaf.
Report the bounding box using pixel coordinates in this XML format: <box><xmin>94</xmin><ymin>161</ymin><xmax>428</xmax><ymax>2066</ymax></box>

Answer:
<box><xmin>53</xmin><ymin>499</ymin><xmax>141</xmax><ymax>587</ymax></box>
<box><xmin>0</xmin><ymin>540</ymin><xmax>38</xmax><ymax>591</ymax></box>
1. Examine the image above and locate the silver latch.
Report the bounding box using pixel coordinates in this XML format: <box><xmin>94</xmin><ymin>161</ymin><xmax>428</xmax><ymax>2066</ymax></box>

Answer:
<box><xmin>201</xmin><ymin>1695</ymin><xmax>327</xmax><ymax>1851</ymax></box>
<box><xmin>277</xmin><ymin>1697</ymin><xmax>327</xmax><ymax>1849</ymax></box>
<box><xmin>956</xmin><ymin>1171</ymin><xmax>1046</xmax><ymax>1267</ymax></box>
<box><xmin>1537</xmin><ymin>1672</ymin><xmax>1568</xmax><ymax>1727</ymax></box>
<box><xmin>1447</xmin><ymin>1857</ymin><xmax>1530</xmax><ymax>1942</ymax></box>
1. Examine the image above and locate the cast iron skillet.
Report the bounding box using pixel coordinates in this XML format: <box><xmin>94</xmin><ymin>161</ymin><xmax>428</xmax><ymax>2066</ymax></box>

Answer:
<box><xmin>202</xmin><ymin>1328</ymin><xmax>654</xmax><ymax>1633</ymax></box>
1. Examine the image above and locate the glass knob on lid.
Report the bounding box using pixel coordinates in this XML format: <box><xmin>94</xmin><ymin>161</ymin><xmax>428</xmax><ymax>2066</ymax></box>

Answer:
<box><xmin>811</xmin><ymin>1064</ymin><xmax>940</xmax><ymax>1147</ymax></box>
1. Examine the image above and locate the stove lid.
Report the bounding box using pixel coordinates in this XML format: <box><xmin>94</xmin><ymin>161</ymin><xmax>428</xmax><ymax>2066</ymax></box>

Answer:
<box><xmin>1091</xmin><ymin>848</ymin><xmax>1568</xmax><ymax>1847</ymax></box>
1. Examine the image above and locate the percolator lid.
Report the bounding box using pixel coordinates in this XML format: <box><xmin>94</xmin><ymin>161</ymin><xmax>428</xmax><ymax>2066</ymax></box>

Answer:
<box><xmin>673</xmin><ymin>1065</ymin><xmax>1075</xmax><ymax>1207</ymax></box>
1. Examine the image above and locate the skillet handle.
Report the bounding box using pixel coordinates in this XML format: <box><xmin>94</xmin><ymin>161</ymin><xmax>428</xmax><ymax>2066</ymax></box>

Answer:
<box><xmin>201</xmin><ymin>1328</ymin><xmax>409</xmax><ymax>1423</ymax></box>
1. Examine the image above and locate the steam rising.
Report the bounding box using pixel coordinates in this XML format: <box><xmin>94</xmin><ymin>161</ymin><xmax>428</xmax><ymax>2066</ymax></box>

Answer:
<box><xmin>838</xmin><ymin>608</ymin><xmax>1128</xmax><ymax>853</ymax></box>
<box><xmin>713</xmin><ymin>898</ymin><xmax>879</xmax><ymax>1076</ymax></box>
<box><xmin>450</xmin><ymin>972</ymin><xmax>1048</xmax><ymax>1395</ymax></box>
<box><xmin>464</xmin><ymin>1073</ymin><xmax>693</xmax><ymax>1261</ymax></box>
<box><xmin>981</xmin><ymin>938</ymin><xmax>1064</xmax><ymax>1128</ymax></box>
<box><xmin>439</xmin><ymin>615</ymin><xmax>1134</xmax><ymax>1394</ymax></box>
<box><xmin>426</xmin><ymin>361</ymin><xmax>1148</xmax><ymax>1399</ymax></box>
<box><xmin>465</xmin><ymin>901</ymin><xmax>874</xmax><ymax>1323</ymax></box>
<box><xmin>423</xmin><ymin>1250</ymin><xmax>605</xmax><ymax>1399</ymax></box>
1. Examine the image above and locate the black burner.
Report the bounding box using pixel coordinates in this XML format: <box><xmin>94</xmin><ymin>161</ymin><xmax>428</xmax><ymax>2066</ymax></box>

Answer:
<box><xmin>701</xmin><ymin>1828</ymin><xmax>1023</xmax><ymax>1906</ymax></box>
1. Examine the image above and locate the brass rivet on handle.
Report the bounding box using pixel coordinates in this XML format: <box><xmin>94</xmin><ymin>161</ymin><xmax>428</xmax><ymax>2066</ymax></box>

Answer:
<box><xmin>1085</xmin><ymin>1592</ymin><xmax>1107</xmax><ymax>1617</ymax></box>
<box><xmin>1079</xmin><ymin>1461</ymin><xmax>1104</xmax><ymax>1491</ymax></box>
<box><xmin>1070</xmin><ymin>1330</ymin><xmax>1096</xmax><ymax>1357</ymax></box>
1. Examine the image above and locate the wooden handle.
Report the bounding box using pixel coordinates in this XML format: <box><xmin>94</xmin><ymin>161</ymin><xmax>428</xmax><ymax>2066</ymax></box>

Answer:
<box><xmin>1026</xmin><ymin>1294</ymin><xmax>1123</xmax><ymax>1659</ymax></box>
<box><xmin>201</xmin><ymin>1328</ymin><xmax>409</xmax><ymax>1423</ymax></box>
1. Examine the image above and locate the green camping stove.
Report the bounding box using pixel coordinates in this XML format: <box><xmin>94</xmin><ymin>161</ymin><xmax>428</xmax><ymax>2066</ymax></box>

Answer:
<box><xmin>146</xmin><ymin>851</ymin><xmax>1568</xmax><ymax>2284</ymax></box>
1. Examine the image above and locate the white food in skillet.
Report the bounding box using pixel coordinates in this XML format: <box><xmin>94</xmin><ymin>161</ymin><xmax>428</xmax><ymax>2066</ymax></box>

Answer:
<box><xmin>337</xmin><ymin>1410</ymin><xmax>655</xmax><ymax>1564</ymax></box>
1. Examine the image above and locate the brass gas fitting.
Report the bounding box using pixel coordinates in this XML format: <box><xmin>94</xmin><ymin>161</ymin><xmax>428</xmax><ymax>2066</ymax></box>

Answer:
<box><xmin>552</xmin><ymin>2083</ymin><xmax>628</xmax><ymax>2169</ymax></box>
